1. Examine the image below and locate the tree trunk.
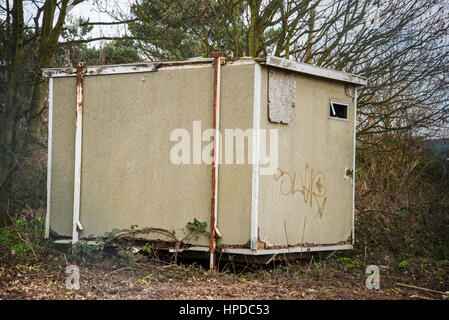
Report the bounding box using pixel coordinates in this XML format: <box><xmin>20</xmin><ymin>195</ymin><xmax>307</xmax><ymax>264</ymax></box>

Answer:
<box><xmin>1</xmin><ymin>0</ymin><xmax>24</xmax><ymax>192</ymax></box>
<box><xmin>304</xmin><ymin>6</ymin><xmax>315</xmax><ymax>63</ymax></box>
<box><xmin>1</xmin><ymin>0</ymin><xmax>73</xmax><ymax>195</ymax></box>
<box><xmin>248</xmin><ymin>1</ymin><xmax>260</xmax><ymax>57</ymax></box>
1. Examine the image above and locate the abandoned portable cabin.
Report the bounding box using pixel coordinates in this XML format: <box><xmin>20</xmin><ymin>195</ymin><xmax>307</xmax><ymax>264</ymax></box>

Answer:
<box><xmin>43</xmin><ymin>55</ymin><xmax>367</xmax><ymax>265</ymax></box>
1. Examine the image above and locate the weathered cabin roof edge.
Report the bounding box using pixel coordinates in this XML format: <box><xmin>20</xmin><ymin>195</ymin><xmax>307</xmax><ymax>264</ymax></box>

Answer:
<box><xmin>265</xmin><ymin>56</ymin><xmax>367</xmax><ymax>86</ymax></box>
<box><xmin>42</xmin><ymin>56</ymin><xmax>367</xmax><ymax>86</ymax></box>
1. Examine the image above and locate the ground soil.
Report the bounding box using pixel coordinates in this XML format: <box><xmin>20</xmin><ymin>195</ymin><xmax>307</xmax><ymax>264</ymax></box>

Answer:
<box><xmin>0</xmin><ymin>247</ymin><xmax>447</xmax><ymax>300</ymax></box>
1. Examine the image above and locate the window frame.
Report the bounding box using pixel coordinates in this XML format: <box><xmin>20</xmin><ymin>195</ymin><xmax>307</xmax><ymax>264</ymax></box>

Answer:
<box><xmin>329</xmin><ymin>100</ymin><xmax>349</xmax><ymax>121</ymax></box>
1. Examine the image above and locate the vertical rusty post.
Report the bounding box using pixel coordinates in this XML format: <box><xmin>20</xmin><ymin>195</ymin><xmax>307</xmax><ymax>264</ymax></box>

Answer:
<box><xmin>72</xmin><ymin>62</ymin><xmax>85</xmax><ymax>244</ymax></box>
<box><xmin>209</xmin><ymin>52</ymin><xmax>223</xmax><ymax>270</ymax></box>
<box><xmin>75</xmin><ymin>62</ymin><xmax>84</xmax><ymax>123</ymax></box>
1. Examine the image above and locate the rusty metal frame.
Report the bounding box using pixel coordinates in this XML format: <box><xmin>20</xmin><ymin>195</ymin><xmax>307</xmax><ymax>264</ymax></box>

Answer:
<box><xmin>209</xmin><ymin>52</ymin><xmax>224</xmax><ymax>270</ymax></box>
<box><xmin>72</xmin><ymin>62</ymin><xmax>85</xmax><ymax>243</ymax></box>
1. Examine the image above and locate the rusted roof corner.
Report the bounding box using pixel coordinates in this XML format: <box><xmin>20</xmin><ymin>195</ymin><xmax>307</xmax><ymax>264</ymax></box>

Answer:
<box><xmin>266</xmin><ymin>56</ymin><xmax>367</xmax><ymax>86</ymax></box>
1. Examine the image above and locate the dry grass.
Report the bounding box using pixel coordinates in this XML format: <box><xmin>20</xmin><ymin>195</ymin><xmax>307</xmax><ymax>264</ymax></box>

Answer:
<box><xmin>0</xmin><ymin>243</ymin><xmax>447</xmax><ymax>300</ymax></box>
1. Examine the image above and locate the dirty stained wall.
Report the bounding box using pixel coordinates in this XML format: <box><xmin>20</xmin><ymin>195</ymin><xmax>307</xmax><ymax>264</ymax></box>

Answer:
<box><xmin>48</xmin><ymin>60</ymin><xmax>356</xmax><ymax>250</ymax></box>
<box><xmin>49</xmin><ymin>77</ymin><xmax>76</xmax><ymax>236</ymax></box>
<box><xmin>258</xmin><ymin>69</ymin><xmax>355</xmax><ymax>247</ymax></box>
<box><xmin>49</xmin><ymin>64</ymin><xmax>255</xmax><ymax>246</ymax></box>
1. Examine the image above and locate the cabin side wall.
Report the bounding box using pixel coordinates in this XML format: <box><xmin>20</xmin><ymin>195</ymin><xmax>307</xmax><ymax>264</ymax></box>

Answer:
<box><xmin>258</xmin><ymin>67</ymin><xmax>355</xmax><ymax>247</ymax></box>
<box><xmin>49</xmin><ymin>77</ymin><xmax>76</xmax><ymax>236</ymax></box>
<box><xmin>216</xmin><ymin>64</ymin><xmax>254</xmax><ymax>246</ymax></box>
<box><xmin>48</xmin><ymin>64</ymin><xmax>255</xmax><ymax>247</ymax></box>
<box><xmin>79</xmin><ymin>67</ymin><xmax>212</xmax><ymax>245</ymax></box>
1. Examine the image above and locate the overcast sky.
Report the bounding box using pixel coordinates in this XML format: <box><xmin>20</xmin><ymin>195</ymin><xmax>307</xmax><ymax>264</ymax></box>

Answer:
<box><xmin>67</xmin><ymin>0</ymin><xmax>131</xmax><ymax>47</ymax></box>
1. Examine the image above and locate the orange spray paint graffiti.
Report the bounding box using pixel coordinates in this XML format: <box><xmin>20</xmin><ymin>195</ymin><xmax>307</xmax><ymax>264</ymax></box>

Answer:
<box><xmin>274</xmin><ymin>164</ymin><xmax>327</xmax><ymax>218</ymax></box>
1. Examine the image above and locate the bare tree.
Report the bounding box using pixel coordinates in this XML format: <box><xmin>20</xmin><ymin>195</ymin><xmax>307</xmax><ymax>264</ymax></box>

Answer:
<box><xmin>0</xmin><ymin>0</ymin><xmax>91</xmax><ymax>193</ymax></box>
<box><xmin>0</xmin><ymin>0</ymin><xmax>142</xmax><ymax>194</ymax></box>
<box><xmin>126</xmin><ymin>0</ymin><xmax>447</xmax><ymax>139</ymax></box>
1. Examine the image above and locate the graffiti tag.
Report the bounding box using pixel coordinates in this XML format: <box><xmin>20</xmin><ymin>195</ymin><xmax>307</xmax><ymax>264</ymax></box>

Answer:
<box><xmin>274</xmin><ymin>164</ymin><xmax>327</xmax><ymax>218</ymax></box>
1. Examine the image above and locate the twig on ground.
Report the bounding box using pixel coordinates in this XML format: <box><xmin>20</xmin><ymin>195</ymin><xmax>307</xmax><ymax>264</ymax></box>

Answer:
<box><xmin>326</xmin><ymin>250</ymin><xmax>337</xmax><ymax>260</ymax></box>
<box><xmin>104</xmin><ymin>266</ymin><xmax>141</xmax><ymax>280</ymax></box>
<box><xmin>410</xmin><ymin>294</ymin><xmax>435</xmax><ymax>300</ymax></box>
<box><xmin>396</xmin><ymin>282</ymin><xmax>447</xmax><ymax>295</ymax></box>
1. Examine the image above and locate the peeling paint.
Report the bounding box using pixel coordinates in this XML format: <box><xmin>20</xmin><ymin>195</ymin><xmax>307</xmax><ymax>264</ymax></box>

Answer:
<box><xmin>345</xmin><ymin>84</ymin><xmax>355</xmax><ymax>98</ymax></box>
<box><xmin>344</xmin><ymin>168</ymin><xmax>353</xmax><ymax>183</ymax></box>
<box><xmin>258</xmin><ymin>239</ymin><xmax>274</xmax><ymax>249</ymax></box>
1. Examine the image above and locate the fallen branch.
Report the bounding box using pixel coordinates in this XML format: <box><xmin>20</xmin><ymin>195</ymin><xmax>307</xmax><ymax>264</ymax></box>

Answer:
<box><xmin>410</xmin><ymin>295</ymin><xmax>435</xmax><ymax>300</ymax></box>
<box><xmin>396</xmin><ymin>282</ymin><xmax>447</xmax><ymax>296</ymax></box>
<box><xmin>103</xmin><ymin>267</ymin><xmax>141</xmax><ymax>280</ymax></box>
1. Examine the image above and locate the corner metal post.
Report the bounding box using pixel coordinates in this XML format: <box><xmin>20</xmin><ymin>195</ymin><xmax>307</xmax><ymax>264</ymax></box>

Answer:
<box><xmin>209</xmin><ymin>52</ymin><xmax>223</xmax><ymax>270</ymax></box>
<box><xmin>72</xmin><ymin>62</ymin><xmax>85</xmax><ymax>244</ymax></box>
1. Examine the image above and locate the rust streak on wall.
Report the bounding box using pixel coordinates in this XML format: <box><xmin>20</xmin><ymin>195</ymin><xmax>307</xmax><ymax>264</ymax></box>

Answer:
<box><xmin>75</xmin><ymin>62</ymin><xmax>85</xmax><ymax>126</ymax></box>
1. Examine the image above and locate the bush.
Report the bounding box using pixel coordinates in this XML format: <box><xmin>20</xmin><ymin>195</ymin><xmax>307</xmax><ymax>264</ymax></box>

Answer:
<box><xmin>0</xmin><ymin>215</ymin><xmax>45</xmax><ymax>263</ymax></box>
<box><xmin>356</xmin><ymin>135</ymin><xmax>449</xmax><ymax>261</ymax></box>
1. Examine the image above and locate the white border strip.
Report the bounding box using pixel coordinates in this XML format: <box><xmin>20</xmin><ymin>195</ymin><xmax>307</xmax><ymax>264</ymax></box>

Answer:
<box><xmin>170</xmin><ymin>244</ymin><xmax>353</xmax><ymax>255</ymax></box>
<box><xmin>250</xmin><ymin>64</ymin><xmax>262</xmax><ymax>250</ymax></box>
<box><xmin>266</xmin><ymin>56</ymin><xmax>367</xmax><ymax>86</ymax></box>
<box><xmin>45</xmin><ymin>78</ymin><xmax>53</xmax><ymax>239</ymax></box>
<box><xmin>54</xmin><ymin>241</ymin><xmax>352</xmax><ymax>255</ymax></box>
<box><xmin>213</xmin><ymin>59</ymin><xmax>221</xmax><ymax>232</ymax></box>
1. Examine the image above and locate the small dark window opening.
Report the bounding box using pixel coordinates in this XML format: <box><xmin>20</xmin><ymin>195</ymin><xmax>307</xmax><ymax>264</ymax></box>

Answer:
<box><xmin>330</xmin><ymin>101</ymin><xmax>348</xmax><ymax>120</ymax></box>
